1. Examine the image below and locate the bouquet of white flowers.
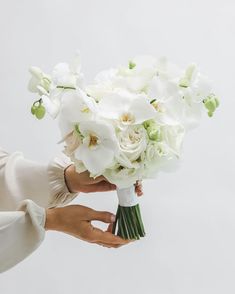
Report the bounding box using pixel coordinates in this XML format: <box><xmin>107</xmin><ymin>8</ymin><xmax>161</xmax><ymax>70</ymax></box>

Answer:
<box><xmin>28</xmin><ymin>54</ymin><xmax>219</xmax><ymax>240</ymax></box>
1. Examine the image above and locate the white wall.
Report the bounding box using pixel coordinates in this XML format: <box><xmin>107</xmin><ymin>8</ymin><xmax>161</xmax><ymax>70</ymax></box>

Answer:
<box><xmin>0</xmin><ymin>0</ymin><xmax>235</xmax><ymax>293</ymax></box>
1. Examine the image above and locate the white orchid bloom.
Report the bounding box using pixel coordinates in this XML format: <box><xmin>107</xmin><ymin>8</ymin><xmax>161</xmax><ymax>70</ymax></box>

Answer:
<box><xmin>87</xmin><ymin>56</ymin><xmax>158</xmax><ymax>96</ymax></box>
<box><xmin>182</xmin><ymin>74</ymin><xmax>212</xmax><ymax>103</ymax></box>
<box><xmin>74</xmin><ymin>120</ymin><xmax>119</xmax><ymax>175</ymax></box>
<box><xmin>144</xmin><ymin>76</ymin><xmax>181</xmax><ymax>125</ymax></box>
<box><xmin>40</xmin><ymin>87</ymin><xmax>65</xmax><ymax>118</ymax></box>
<box><xmin>58</xmin><ymin>89</ymin><xmax>98</xmax><ymax>137</ymax></box>
<box><xmin>98</xmin><ymin>89</ymin><xmax>156</xmax><ymax>126</ymax></box>
<box><xmin>147</xmin><ymin>72</ymin><xmax>206</xmax><ymax>129</ymax></box>
<box><xmin>115</xmin><ymin>57</ymin><xmax>157</xmax><ymax>93</ymax></box>
<box><xmin>52</xmin><ymin>55</ymin><xmax>84</xmax><ymax>89</ymax></box>
<box><xmin>86</xmin><ymin>69</ymin><xmax>117</xmax><ymax>101</ymax></box>
<box><xmin>148</xmin><ymin>75</ymin><xmax>179</xmax><ymax>101</ymax></box>
<box><xmin>163</xmin><ymin>95</ymin><xmax>203</xmax><ymax>130</ymax></box>
<box><xmin>178</xmin><ymin>64</ymin><xmax>211</xmax><ymax>102</ymax></box>
<box><xmin>166</xmin><ymin>65</ymin><xmax>211</xmax><ymax>128</ymax></box>
<box><xmin>28</xmin><ymin>67</ymin><xmax>51</xmax><ymax>95</ymax></box>
<box><xmin>155</xmin><ymin>57</ymin><xmax>183</xmax><ymax>81</ymax></box>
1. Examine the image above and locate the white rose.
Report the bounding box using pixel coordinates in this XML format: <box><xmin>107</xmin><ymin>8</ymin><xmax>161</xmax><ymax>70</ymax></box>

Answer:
<box><xmin>143</xmin><ymin>140</ymin><xmax>181</xmax><ymax>178</ymax></box>
<box><xmin>103</xmin><ymin>163</ymin><xmax>143</xmax><ymax>189</ymax></box>
<box><xmin>160</xmin><ymin>124</ymin><xmax>185</xmax><ymax>157</ymax></box>
<box><xmin>116</xmin><ymin>125</ymin><xmax>148</xmax><ymax>168</ymax></box>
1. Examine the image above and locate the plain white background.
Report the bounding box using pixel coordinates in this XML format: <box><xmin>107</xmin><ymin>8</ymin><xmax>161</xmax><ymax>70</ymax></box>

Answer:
<box><xmin>0</xmin><ymin>0</ymin><xmax>235</xmax><ymax>293</ymax></box>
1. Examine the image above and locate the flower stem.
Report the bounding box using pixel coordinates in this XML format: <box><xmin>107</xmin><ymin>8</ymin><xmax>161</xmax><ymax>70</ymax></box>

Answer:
<box><xmin>56</xmin><ymin>86</ymin><xmax>76</xmax><ymax>90</ymax></box>
<box><xmin>112</xmin><ymin>204</ymin><xmax>145</xmax><ymax>240</ymax></box>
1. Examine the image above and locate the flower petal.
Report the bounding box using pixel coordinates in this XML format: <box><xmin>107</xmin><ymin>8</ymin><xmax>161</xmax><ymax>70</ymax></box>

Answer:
<box><xmin>59</xmin><ymin>89</ymin><xmax>98</xmax><ymax>136</ymax></box>
<box><xmin>97</xmin><ymin>90</ymin><xmax>134</xmax><ymax>120</ymax></box>
<box><xmin>42</xmin><ymin>95</ymin><xmax>60</xmax><ymax>118</ymax></box>
<box><xmin>78</xmin><ymin>120</ymin><xmax>118</xmax><ymax>151</ymax></box>
<box><xmin>75</xmin><ymin>145</ymin><xmax>115</xmax><ymax>174</ymax></box>
<box><xmin>130</xmin><ymin>95</ymin><xmax>157</xmax><ymax>124</ymax></box>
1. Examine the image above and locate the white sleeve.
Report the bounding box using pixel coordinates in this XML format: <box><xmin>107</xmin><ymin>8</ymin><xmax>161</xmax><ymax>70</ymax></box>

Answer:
<box><xmin>0</xmin><ymin>148</ymin><xmax>78</xmax><ymax>273</ymax></box>
<box><xmin>0</xmin><ymin>200</ymin><xmax>45</xmax><ymax>273</ymax></box>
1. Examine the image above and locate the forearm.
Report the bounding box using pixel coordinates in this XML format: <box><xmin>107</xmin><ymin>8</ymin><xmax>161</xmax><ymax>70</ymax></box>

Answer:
<box><xmin>0</xmin><ymin>148</ymin><xmax>78</xmax><ymax>210</ymax></box>
<box><xmin>0</xmin><ymin>200</ymin><xmax>46</xmax><ymax>273</ymax></box>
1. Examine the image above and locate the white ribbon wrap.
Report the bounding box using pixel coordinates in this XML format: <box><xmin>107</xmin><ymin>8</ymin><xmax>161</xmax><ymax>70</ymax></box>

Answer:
<box><xmin>116</xmin><ymin>186</ymin><xmax>139</xmax><ymax>207</ymax></box>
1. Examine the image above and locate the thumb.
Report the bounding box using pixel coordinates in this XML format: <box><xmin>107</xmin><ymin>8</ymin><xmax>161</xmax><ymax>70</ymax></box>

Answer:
<box><xmin>91</xmin><ymin>210</ymin><xmax>116</xmax><ymax>224</ymax></box>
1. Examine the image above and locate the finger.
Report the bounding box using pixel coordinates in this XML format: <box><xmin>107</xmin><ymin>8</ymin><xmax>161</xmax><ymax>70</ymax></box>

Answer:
<box><xmin>85</xmin><ymin>172</ymin><xmax>107</xmax><ymax>184</ymax></box>
<box><xmin>135</xmin><ymin>186</ymin><xmax>143</xmax><ymax>197</ymax></box>
<box><xmin>97</xmin><ymin>242</ymin><xmax>112</xmax><ymax>248</ymax></box>
<box><xmin>106</xmin><ymin>223</ymin><xmax>113</xmax><ymax>233</ymax></box>
<box><xmin>86</xmin><ymin>181</ymin><xmax>117</xmax><ymax>193</ymax></box>
<box><xmin>135</xmin><ymin>183</ymin><xmax>143</xmax><ymax>191</ymax></box>
<box><xmin>92</xmin><ymin>227</ymin><xmax>130</xmax><ymax>245</ymax></box>
<box><xmin>135</xmin><ymin>180</ymin><xmax>142</xmax><ymax>187</ymax></box>
<box><xmin>135</xmin><ymin>181</ymin><xmax>143</xmax><ymax>196</ymax></box>
<box><xmin>88</xmin><ymin>210</ymin><xmax>116</xmax><ymax>223</ymax></box>
<box><xmin>96</xmin><ymin>242</ymin><xmax>122</xmax><ymax>248</ymax></box>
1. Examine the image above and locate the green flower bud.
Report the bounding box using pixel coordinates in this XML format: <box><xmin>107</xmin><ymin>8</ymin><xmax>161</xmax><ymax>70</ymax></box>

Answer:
<box><xmin>148</xmin><ymin>128</ymin><xmax>161</xmax><ymax>141</ymax></box>
<box><xmin>129</xmin><ymin>61</ymin><xmax>136</xmax><ymax>70</ymax></box>
<box><xmin>215</xmin><ymin>98</ymin><xmax>220</xmax><ymax>107</ymax></box>
<box><xmin>145</xmin><ymin>119</ymin><xmax>162</xmax><ymax>141</ymax></box>
<box><xmin>203</xmin><ymin>94</ymin><xmax>220</xmax><ymax>118</ymax></box>
<box><xmin>143</xmin><ymin>119</ymin><xmax>156</xmax><ymax>129</ymax></box>
<box><xmin>31</xmin><ymin>105</ymin><xmax>37</xmax><ymax>115</ymax></box>
<box><xmin>35</xmin><ymin>105</ymin><xmax>46</xmax><ymax>120</ymax></box>
<box><xmin>204</xmin><ymin>99</ymin><xmax>217</xmax><ymax>112</ymax></box>
<box><xmin>208</xmin><ymin>111</ymin><xmax>213</xmax><ymax>117</ymax></box>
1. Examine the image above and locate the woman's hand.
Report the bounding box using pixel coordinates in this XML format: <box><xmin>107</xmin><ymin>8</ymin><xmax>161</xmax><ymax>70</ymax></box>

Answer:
<box><xmin>45</xmin><ymin>205</ymin><xmax>130</xmax><ymax>248</ymax></box>
<box><xmin>64</xmin><ymin>165</ymin><xmax>116</xmax><ymax>193</ymax></box>
<box><xmin>64</xmin><ymin>165</ymin><xmax>143</xmax><ymax>196</ymax></box>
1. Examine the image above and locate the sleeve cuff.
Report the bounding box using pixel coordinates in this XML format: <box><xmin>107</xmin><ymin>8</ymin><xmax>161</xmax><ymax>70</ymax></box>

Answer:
<box><xmin>0</xmin><ymin>200</ymin><xmax>46</xmax><ymax>273</ymax></box>
<box><xmin>47</xmin><ymin>153</ymin><xmax>78</xmax><ymax>208</ymax></box>
<box><xmin>18</xmin><ymin>199</ymin><xmax>46</xmax><ymax>231</ymax></box>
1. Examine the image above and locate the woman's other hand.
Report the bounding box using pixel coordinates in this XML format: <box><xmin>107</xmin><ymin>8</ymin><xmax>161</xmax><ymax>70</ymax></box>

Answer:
<box><xmin>45</xmin><ymin>205</ymin><xmax>130</xmax><ymax>248</ymax></box>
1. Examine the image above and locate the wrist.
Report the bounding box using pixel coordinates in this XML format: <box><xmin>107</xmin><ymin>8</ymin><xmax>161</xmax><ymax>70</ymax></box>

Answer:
<box><xmin>64</xmin><ymin>164</ymin><xmax>77</xmax><ymax>193</ymax></box>
<box><xmin>45</xmin><ymin>208</ymin><xmax>61</xmax><ymax>231</ymax></box>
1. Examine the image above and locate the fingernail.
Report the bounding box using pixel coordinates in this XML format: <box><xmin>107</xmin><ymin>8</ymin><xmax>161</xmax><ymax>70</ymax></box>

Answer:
<box><xmin>111</xmin><ymin>214</ymin><xmax>116</xmax><ymax>222</ymax></box>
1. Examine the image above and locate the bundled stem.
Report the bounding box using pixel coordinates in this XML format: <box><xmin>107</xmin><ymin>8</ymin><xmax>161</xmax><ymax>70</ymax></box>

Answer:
<box><xmin>112</xmin><ymin>204</ymin><xmax>145</xmax><ymax>240</ymax></box>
